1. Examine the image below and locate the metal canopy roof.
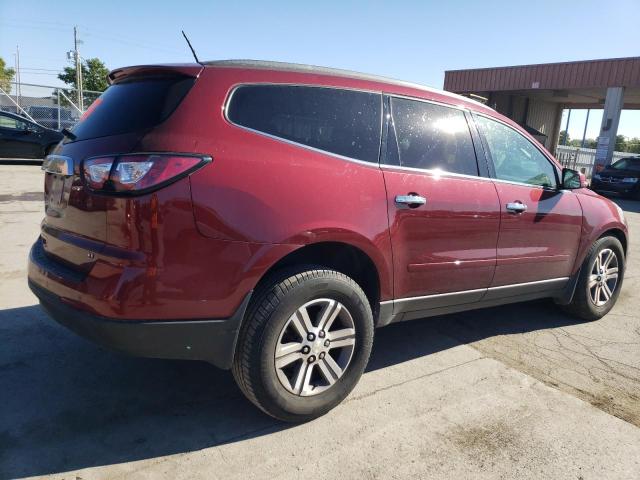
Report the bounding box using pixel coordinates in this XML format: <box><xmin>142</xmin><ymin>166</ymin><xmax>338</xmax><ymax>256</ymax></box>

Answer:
<box><xmin>444</xmin><ymin>57</ymin><xmax>640</xmax><ymax>93</ymax></box>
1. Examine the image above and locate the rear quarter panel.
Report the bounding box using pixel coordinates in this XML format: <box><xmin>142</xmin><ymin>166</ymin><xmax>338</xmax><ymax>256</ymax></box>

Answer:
<box><xmin>137</xmin><ymin>67</ymin><xmax>394</xmax><ymax>300</ymax></box>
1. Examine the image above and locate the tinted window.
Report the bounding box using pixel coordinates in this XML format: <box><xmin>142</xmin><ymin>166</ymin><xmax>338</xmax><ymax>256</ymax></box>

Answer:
<box><xmin>389</xmin><ymin>97</ymin><xmax>478</xmax><ymax>176</ymax></box>
<box><xmin>71</xmin><ymin>77</ymin><xmax>195</xmax><ymax>141</ymax></box>
<box><xmin>476</xmin><ymin>115</ymin><xmax>557</xmax><ymax>188</ymax></box>
<box><xmin>227</xmin><ymin>85</ymin><xmax>382</xmax><ymax>163</ymax></box>
<box><xmin>0</xmin><ymin>114</ymin><xmax>27</xmax><ymax>130</ymax></box>
<box><xmin>611</xmin><ymin>158</ymin><xmax>640</xmax><ymax>172</ymax></box>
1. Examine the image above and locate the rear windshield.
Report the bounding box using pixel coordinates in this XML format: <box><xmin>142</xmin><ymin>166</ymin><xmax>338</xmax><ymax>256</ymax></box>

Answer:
<box><xmin>70</xmin><ymin>76</ymin><xmax>195</xmax><ymax>141</ymax></box>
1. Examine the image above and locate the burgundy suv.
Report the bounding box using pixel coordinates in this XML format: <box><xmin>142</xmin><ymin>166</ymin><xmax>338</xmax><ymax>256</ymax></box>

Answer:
<box><xmin>29</xmin><ymin>60</ymin><xmax>628</xmax><ymax>422</ymax></box>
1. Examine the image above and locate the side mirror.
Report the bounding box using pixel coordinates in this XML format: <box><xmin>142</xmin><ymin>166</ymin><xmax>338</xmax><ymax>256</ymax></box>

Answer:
<box><xmin>562</xmin><ymin>168</ymin><xmax>587</xmax><ymax>189</ymax></box>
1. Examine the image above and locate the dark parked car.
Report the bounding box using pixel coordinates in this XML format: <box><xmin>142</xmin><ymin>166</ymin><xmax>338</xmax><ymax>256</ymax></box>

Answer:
<box><xmin>0</xmin><ymin>111</ymin><xmax>62</xmax><ymax>159</ymax></box>
<box><xmin>591</xmin><ymin>156</ymin><xmax>640</xmax><ymax>199</ymax></box>
<box><xmin>29</xmin><ymin>61</ymin><xmax>628</xmax><ymax>422</ymax></box>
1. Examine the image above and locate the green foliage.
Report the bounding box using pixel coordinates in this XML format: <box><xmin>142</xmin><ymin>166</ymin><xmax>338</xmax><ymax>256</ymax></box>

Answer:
<box><xmin>559</xmin><ymin>130</ymin><xmax>570</xmax><ymax>145</ymax></box>
<box><xmin>614</xmin><ymin>135</ymin><xmax>640</xmax><ymax>154</ymax></box>
<box><xmin>58</xmin><ymin>57</ymin><xmax>109</xmax><ymax>92</ymax></box>
<box><xmin>0</xmin><ymin>57</ymin><xmax>16</xmax><ymax>93</ymax></box>
<box><xmin>567</xmin><ymin>138</ymin><xmax>597</xmax><ymax>148</ymax></box>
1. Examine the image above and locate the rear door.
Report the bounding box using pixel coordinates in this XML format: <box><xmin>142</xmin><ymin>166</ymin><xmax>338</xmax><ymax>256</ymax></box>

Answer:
<box><xmin>474</xmin><ymin>114</ymin><xmax>582</xmax><ymax>288</ymax></box>
<box><xmin>382</xmin><ymin>96</ymin><xmax>500</xmax><ymax>312</ymax></box>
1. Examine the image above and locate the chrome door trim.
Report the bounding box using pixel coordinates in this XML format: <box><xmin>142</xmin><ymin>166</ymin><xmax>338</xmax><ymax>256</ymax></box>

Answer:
<box><xmin>381</xmin><ymin>277</ymin><xmax>570</xmax><ymax>315</ymax></box>
<box><xmin>505</xmin><ymin>202</ymin><xmax>528</xmax><ymax>213</ymax></box>
<box><xmin>395</xmin><ymin>194</ymin><xmax>427</xmax><ymax>206</ymax></box>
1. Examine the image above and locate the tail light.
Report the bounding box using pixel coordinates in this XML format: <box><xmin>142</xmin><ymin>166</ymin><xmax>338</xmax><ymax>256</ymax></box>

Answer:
<box><xmin>82</xmin><ymin>154</ymin><xmax>211</xmax><ymax>194</ymax></box>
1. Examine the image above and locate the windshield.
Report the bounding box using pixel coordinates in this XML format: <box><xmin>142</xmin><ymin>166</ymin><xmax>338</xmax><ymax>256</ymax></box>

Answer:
<box><xmin>611</xmin><ymin>158</ymin><xmax>640</xmax><ymax>172</ymax></box>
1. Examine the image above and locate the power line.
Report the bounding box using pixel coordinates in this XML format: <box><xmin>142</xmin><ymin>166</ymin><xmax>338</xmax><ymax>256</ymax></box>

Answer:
<box><xmin>15</xmin><ymin>72</ymin><xmax>62</xmax><ymax>76</ymax></box>
<box><xmin>20</xmin><ymin>67</ymin><xmax>64</xmax><ymax>72</ymax></box>
<box><xmin>82</xmin><ymin>31</ymin><xmax>183</xmax><ymax>54</ymax></box>
<box><xmin>0</xmin><ymin>21</ymin><xmax>69</xmax><ymax>33</ymax></box>
<box><xmin>1</xmin><ymin>20</ymin><xmax>184</xmax><ymax>55</ymax></box>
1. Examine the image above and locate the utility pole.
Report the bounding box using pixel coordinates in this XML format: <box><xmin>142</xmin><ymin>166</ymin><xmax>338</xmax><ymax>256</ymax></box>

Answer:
<box><xmin>563</xmin><ymin>109</ymin><xmax>571</xmax><ymax>145</ymax></box>
<box><xmin>74</xmin><ymin>26</ymin><xmax>84</xmax><ymax>110</ymax></box>
<box><xmin>580</xmin><ymin>109</ymin><xmax>591</xmax><ymax>148</ymax></box>
<box><xmin>14</xmin><ymin>45</ymin><xmax>21</xmax><ymax>108</ymax></box>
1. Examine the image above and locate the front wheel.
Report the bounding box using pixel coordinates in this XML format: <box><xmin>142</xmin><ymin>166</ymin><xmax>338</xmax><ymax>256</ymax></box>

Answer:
<box><xmin>561</xmin><ymin>236</ymin><xmax>625</xmax><ymax>321</ymax></box>
<box><xmin>232</xmin><ymin>268</ymin><xmax>374</xmax><ymax>422</ymax></box>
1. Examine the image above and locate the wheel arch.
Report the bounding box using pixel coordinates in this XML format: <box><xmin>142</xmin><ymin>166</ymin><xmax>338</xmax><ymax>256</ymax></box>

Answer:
<box><xmin>251</xmin><ymin>241</ymin><xmax>386</xmax><ymax>323</ymax></box>
<box><xmin>600</xmin><ymin>228</ymin><xmax>628</xmax><ymax>256</ymax></box>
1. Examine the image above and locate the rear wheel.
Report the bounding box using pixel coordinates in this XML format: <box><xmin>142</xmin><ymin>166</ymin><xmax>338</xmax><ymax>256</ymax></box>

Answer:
<box><xmin>561</xmin><ymin>236</ymin><xmax>625</xmax><ymax>321</ymax></box>
<box><xmin>232</xmin><ymin>267</ymin><xmax>374</xmax><ymax>422</ymax></box>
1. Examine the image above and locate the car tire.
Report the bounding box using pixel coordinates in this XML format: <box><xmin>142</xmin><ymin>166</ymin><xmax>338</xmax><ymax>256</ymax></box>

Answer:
<box><xmin>561</xmin><ymin>236</ymin><xmax>625</xmax><ymax>321</ymax></box>
<box><xmin>232</xmin><ymin>267</ymin><xmax>374</xmax><ymax>422</ymax></box>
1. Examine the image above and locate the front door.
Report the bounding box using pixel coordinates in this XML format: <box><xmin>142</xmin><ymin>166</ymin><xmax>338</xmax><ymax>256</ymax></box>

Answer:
<box><xmin>474</xmin><ymin>114</ymin><xmax>582</xmax><ymax>287</ymax></box>
<box><xmin>383</xmin><ymin>96</ymin><xmax>500</xmax><ymax>311</ymax></box>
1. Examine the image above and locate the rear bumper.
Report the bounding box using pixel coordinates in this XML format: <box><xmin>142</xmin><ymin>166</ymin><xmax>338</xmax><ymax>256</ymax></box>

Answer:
<box><xmin>29</xmin><ymin>279</ymin><xmax>251</xmax><ymax>369</ymax></box>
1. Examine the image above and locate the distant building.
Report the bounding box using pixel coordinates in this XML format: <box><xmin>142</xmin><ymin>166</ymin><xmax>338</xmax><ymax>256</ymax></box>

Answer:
<box><xmin>444</xmin><ymin>57</ymin><xmax>640</xmax><ymax>172</ymax></box>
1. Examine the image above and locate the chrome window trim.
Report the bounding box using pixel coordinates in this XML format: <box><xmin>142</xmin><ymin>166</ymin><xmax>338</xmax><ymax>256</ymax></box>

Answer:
<box><xmin>224</xmin><ymin>124</ymin><xmax>383</xmax><ymax>169</ymax></box>
<box><xmin>385</xmin><ymin>92</ymin><xmax>471</xmax><ymax>113</ymax></box>
<box><xmin>380</xmin><ymin>277</ymin><xmax>570</xmax><ymax>305</ymax></box>
<box><xmin>379</xmin><ymin>163</ymin><xmax>493</xmax><ymax>183</ymax></box>
<box><xmin>472</xmin><ymin>110</ymin><xmax>562</xmax><ymax>187</ymax></box>
<box><xmin>489</xmin><ymin>176</ymin><xmax>559</xmax><ymax>191</ymax></box>
<box><xmin>223</xmin><ymin>83</ymin><xmax>384</xmax><ymax>168</ymax></box>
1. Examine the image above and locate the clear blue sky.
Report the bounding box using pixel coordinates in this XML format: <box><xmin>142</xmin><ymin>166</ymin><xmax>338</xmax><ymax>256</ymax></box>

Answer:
<box><xmin>1</xmin><ymin>0</ymin><xmax>639</xmax><ymax>138</ymax></box>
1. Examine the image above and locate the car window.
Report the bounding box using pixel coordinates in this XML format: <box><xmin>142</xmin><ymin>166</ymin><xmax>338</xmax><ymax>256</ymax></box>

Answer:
<box><xmin>476</xmin><ymin>115</ymin><xmax>557</xmax><ymax>188</ymax></box>
<box><xmin>71</xmin><ymin>77</ymin><xmax>195</xmax><ymax>141</ymax></box>
<box><xmin>0</xmin><ymin>115</ymin><xmax>27</xmax><ymax>130</ymax></box>
<box><xmin>227</xmin><ymin>85</ymin><xmax>382</xmax><ymax>163</ymax></box>
<box><xmin>611</xmin><ymin>158</ymin><xmax>640</xmax><ymax>172</ymax></box>
<box><xmin>389</xmin><ymin>97</ymin><xmax>478</xmax><ymax>176</ymax></box>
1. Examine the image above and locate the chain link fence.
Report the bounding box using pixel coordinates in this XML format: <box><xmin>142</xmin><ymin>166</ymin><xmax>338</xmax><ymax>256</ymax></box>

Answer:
<box><xmin>0</xmin><ymin>81</ymin><xmax>102</xmax><ymax>131</ymax></box>
<box><xmin>556</xmin><ymin>145</ymin><xmax>632</xmax><ymax>180</ymax></box>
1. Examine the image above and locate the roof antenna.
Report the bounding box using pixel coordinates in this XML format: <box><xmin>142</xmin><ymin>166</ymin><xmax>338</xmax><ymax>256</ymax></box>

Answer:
<box><xmin>181</xmin><ymin>30</ymin><xmax>202</xmax><ymax>65</ymax></box>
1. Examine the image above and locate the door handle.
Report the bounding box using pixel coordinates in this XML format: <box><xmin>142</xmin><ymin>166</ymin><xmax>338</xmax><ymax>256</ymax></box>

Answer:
<box><xmin>505</xmin><ymin>201</ymin><xmax>527</xmax><ymax>213</ymax></box>
<box><xmin>395</xmin><ymin>194</ymin><xmax>427</xmax><ymax>208</ymax></box>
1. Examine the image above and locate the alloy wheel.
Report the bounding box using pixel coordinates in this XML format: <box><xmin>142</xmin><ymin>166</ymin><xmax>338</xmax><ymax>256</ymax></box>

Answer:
<box><xmin>589</xmin><ymin>248</ymin><xmax>619</xmax><ymax>307</ymax></box>
<box><xmin>274</xmin><ymin>298</ymin><xmax>356</xmax><ymax>397</ymax></box>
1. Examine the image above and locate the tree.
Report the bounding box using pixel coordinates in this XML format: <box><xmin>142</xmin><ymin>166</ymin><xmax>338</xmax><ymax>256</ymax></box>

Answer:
<box><xmin>559</xmin><ymin>130</ymin><xmax>570</xmax><ymax>145</ymax></box>
<box><xmin>615</xmin><ymin>134</ymin><xmax>628</xmax><ymax>152</ymax></box>
<box><xmin>58</xmin><ymin>57</ymin><xmax>109</xmax><ymax>92</ymax></box>
<box><xmin>627</xmin><ymin>137</ymin><xmax>640</xmax><ymax>155</ymax></box>
<box><xmin>0</xmin><ymin>57</ymin><xmax>16</xmax><ymax>93</ymax></box>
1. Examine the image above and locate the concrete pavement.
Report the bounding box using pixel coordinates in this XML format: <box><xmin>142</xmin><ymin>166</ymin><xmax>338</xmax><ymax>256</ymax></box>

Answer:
<box><xmin>1</xmin><ymin>165</ymin><xmax>639</xmax><ymax>479</ymax></box>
